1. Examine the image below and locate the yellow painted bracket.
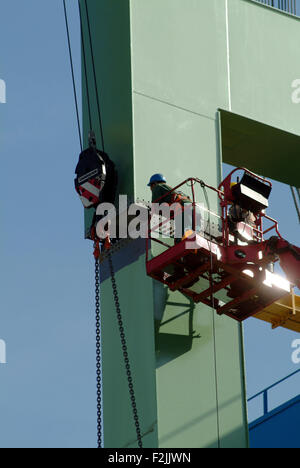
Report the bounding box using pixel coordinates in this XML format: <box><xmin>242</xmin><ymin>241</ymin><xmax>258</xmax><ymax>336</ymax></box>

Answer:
<box><xmin>254</xmin><ymin>292</ymin><xmax>300</xmax><ymax>333</ymax></box>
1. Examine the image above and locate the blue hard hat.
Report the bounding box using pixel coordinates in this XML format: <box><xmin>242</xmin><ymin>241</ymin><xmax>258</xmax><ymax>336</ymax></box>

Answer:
<box><xmin>147</xmin><ymin>173</ymin><xmax>166</xmax><ymax>186</ymax></box>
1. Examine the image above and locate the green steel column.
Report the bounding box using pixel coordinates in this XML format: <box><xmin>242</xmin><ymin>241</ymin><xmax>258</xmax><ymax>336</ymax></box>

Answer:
<box><xmin>131</xmin><ymin>0</ymin><xmax>248</xmax><ymax>448</ymax></box>
<box><xmin>80</xmin><ymin>0</ymin><xmax>158</xmax><ymax>448</ymax></box>
<box><xmin>81</xmin><ymin>0</ymin><xmax>250</xmax><ymax>448</ymax></box>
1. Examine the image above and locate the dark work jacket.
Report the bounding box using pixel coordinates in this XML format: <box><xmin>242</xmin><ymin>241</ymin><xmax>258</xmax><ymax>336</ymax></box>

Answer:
<box><xmin>151</xmin><ymin>183</ymin><xmax>190</xmax><ymax>205</ymax></box>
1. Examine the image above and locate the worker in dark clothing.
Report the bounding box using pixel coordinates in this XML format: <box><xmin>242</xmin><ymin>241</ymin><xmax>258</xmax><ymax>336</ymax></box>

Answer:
<box><xmin>228</xmin><ymin>182</ymin><xmax>256</xmax><ymax>243</ymax></box>
<box><xmin>148</xmin><ymin>173</ymin><xmax>202</xmax><ymax>286</ymax></box>
<box><xmin>148</xmin><ymin>173</ymin><xmax>202</xmax><ymax>240</ymax></box>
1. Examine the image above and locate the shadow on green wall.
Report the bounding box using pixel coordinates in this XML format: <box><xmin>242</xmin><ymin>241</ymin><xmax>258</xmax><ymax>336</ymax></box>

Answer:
<box><xmin>154</xmin><ymin>283</ymin><xmax>201</xmax><ymax>369</ymax></box>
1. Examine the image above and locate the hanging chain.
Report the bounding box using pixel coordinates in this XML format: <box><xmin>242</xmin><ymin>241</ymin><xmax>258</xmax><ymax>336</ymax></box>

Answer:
<box><xmin>95</xmin><ymin>250</ymin><xmax>102</xmax><ymax>449</ymax></box>
<box><xmin>108</xmin><ymin>253</ymin><xmax>143</xmax><ymax>448</ymax></box>
<box><xmin>80</xmin><ymin>0</ymin><xmax>139</xmax><ymax>439</ymax></box>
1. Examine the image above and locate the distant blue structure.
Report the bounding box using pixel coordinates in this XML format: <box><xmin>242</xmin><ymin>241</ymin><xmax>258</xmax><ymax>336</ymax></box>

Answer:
<box><xmin>255</xmin><ymin>0</ymin><xmax>297</xmax><ymax>15</ymax></box>
<box><xmin>248</xmin><ymin>370</ymin><xmax>300</xmax><ymax>448</ymax></box>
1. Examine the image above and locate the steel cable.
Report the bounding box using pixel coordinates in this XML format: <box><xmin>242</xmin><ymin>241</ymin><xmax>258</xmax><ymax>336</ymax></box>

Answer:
<box><xmin>63</xmin><ymin>0</ymin><xmax>83</xmax><ymax>151</ymax></box>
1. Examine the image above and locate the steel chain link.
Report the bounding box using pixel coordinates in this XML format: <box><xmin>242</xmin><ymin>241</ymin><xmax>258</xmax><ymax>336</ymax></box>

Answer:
<box><xmin>95</xmin><ymin>253</ymin><xmax>102</xmax><ymax>449</ymax></box>
<box><xmin>108</xmin><ymin>253</ymin><xmax>143</xmax><ymax>448</ymax></box>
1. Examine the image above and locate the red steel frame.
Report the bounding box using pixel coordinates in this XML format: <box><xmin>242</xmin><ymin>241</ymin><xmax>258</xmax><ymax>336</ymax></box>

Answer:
<box><xmin>146</xmin><ymin>168</ymin><xmax>282</xmax><ymax>259</ymax></box>
<box><xmin>145</xmin><ymin>169</ymin><xmax>289</xmax><ymax>322</ymax></box>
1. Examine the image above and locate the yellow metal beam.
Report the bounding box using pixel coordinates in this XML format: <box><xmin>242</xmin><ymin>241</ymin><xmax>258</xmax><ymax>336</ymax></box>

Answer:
<box><xmin>254</xmin><ymin>293</ymin><xmax>300</xmax><ymax>333</ymax></box>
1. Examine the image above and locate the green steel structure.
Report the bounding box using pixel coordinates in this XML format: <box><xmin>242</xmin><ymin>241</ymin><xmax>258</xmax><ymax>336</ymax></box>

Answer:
<box><xmin>79</xmin><ymin>0</ymin><xmax>300</xmax><ymax>448</ymax></box>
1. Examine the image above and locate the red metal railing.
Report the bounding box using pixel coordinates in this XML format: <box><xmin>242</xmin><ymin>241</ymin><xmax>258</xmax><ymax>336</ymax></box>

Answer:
<box><xmin>146</xmin><ymin>172</ymin><xmax>282</xmax><ymax>262</ymax></box>
<box><xmin>147</xmin><ymin>177</ymin><xmax>219</xmax><ymax>261</ymax></box>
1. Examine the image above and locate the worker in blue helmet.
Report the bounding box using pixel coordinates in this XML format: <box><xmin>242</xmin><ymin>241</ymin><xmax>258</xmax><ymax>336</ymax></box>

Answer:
<box><xmin>148</xmin><ymin>174</ymin><xmax>172</xmax><ymax>203</ymax></box>
<box><xmin>147</xmin><ymin>173</ymin><xmax>167</xmax><ymax>186</ymax></box>
<box><xmin>148</xmin><ymin>173</ymin><xmax>202</xmax><ymax>286</ymax></box>
<box><xmin>147</xmin><ymin>173</ymin><xmax>202</xmax><ymax>240</ymax></box>
<box><xmin>148</xmin><ymin>173</ymin><xmax>191</xmax><ymax>206</ymax></box>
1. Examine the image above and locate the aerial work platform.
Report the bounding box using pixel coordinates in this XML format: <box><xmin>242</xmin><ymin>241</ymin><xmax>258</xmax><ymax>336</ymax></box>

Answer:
<box><xmin>147</xmin><ymin>230</ymin><xmax>295</xmax><ymax>323</ymax></box>
<box><xmin>255</xmin><ymin>293</ymin><xmax>300</xmax><ymax>332</ymax></box>
<box><xmin>146</xmin><ymin>169</ymin><xmax>300</xmax><ymax>329</ymax></box>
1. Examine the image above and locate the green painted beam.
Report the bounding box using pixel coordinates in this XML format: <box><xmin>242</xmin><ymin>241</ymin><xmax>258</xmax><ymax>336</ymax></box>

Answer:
<box><xmin>80</xmin><ymin>0</ymin><xmax>158</xmax><ymax>448</ymax></box>
<box><xmin>79</xmin><ymin>0</ymin><xmax>300</xmax><ymax>449</ymax></box>
<box><xmin>131</xmin><ymin>0</ymin><xmax>248</xmax><ymax>448</ymax></box>
<box><xmin>80</xmin><ymin>0</ymin><xmax>250</xmax><ymax>448</ymax></box>
<box><xmin>220</xmin><ymin>109</ymin><xmax>300</xmax><ymax>187</ymax></box>
<box><xmin>228</xmin><ymin>0</ymin><xmax>300</xmax><ymax>136</ymax></box>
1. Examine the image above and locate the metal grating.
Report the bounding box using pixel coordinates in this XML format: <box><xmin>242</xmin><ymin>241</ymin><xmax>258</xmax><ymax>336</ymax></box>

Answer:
<box><xmin>254</xmin><ymin>0</ymin><xmax>297</xmax><ymax>14</ymax></box>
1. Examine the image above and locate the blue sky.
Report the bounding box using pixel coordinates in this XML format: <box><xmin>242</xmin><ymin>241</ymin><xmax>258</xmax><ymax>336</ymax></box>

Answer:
<box><xmin>0</xmin><ymin>0</ymin><xmax>299</xmax><ymax>448</ymax></box>
<box><xmin>0</xmin><ymin>0</ymin><xmax>95</xmax><ymax>448</ymax></box>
